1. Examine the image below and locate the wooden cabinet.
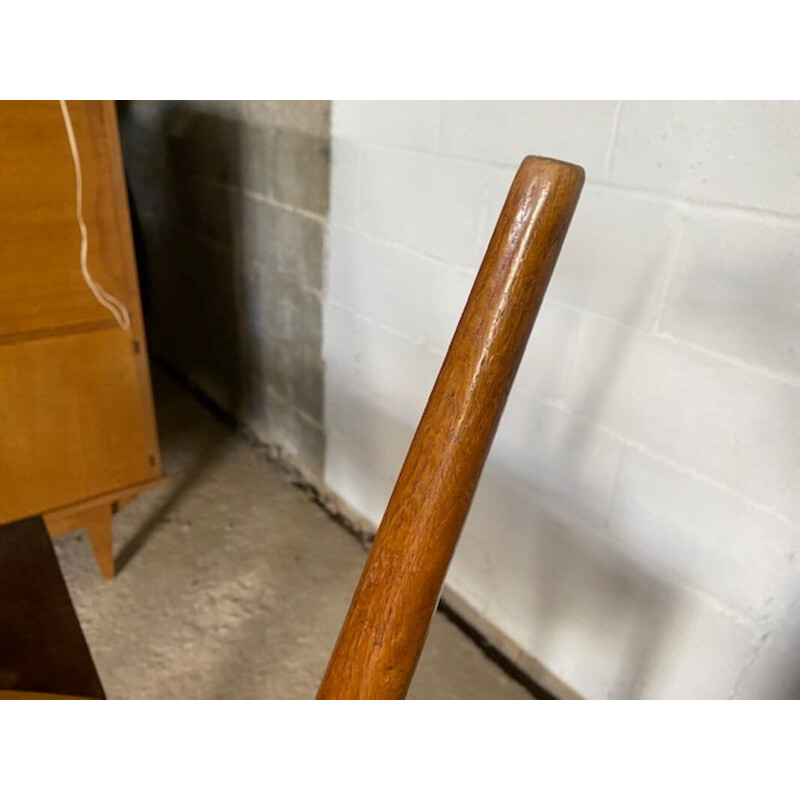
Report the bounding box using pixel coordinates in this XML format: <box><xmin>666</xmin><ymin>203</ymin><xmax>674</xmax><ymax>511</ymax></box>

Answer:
<box><xmin>0</xmin><ymin>100</ymin><xmax>163</xmax><ymax>577</ymax></box>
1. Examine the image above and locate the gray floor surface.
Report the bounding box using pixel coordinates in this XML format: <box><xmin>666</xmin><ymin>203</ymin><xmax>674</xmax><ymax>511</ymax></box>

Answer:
<box><xmin>53</xmin><ymin>368</ymin><xmax>531</xmax><ymax>700</ymax></box>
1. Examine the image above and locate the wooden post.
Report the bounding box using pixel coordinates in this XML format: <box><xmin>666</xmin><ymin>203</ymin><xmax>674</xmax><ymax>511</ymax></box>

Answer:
<box><xmin>317</xmin><ymin>156</ymin><xmax>585</xmax><ymax>699</ymax></box>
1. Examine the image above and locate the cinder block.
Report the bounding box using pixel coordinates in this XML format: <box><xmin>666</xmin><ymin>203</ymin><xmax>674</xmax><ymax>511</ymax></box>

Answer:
<box><xmin>608</xmin><ymin>450</ymin><xmax>800</xmax><ymax>621</ymax></box>
<box><xmin>329</xmin><ymin>137</ymin><xmax>360</xmax><ymax>229</ymax></box>
<box><xmin>241</xmin><ymin>198</ymin><xmax>326</xmax><ymax>292</ymax></box>
<box><xmin>264</xmin><ymin>279</ymin><xmax>322</xmax><ymax>354</ymax></box>
<box><xmin>610</xmin><ymin>101</ymin><xmax>800</xmax><ymax>214</ymax></box>
<box><xmin>236</xmin><ymin>120</ymin><xmax>276</xmax><ymax>197</ymax></box>
<box><xmin>465</xmin><ymin>471</ymin><xmax>756</xmax><ymax>698</ymax></box>
<box><xmin>440</xmin><ymin>101</ymin><xmax>618</xmax><ymax>176</ymax></box>
<box><xmin>252</xmin><ymin>389</ymin><xmax>325</xmax><ymax>479</ymax></box>
<box><xmin>359</xmin><ymin>146</ymin><xmax>512</xmax><ymax>267</ymax></box>
<box><xmin>273</xmin><ymin>127</ymin><xmax>330</xmax><ymax>216</ymax></box>
<box><xmin>493</xmin><ymin>390</ymin><xmax>625</xmax><ymax>529</ymax></box>
<box><xmin>356</xmin><ymin>317</ymin><xmax>441</xmax><ymax>419</ymax></box>
<box><xmin>288</xmin><ymin>348</ymin><xmax>325</xmax><ymax>425</ymax></box>
<box><xmin>238</xmin><ymin>248</ymin><xmax>281</xmax><ymax>339</ymax></box>
<box><xmin>178</xmin><ymin>100</ymin><xmax>330</xmax><ymax>139</ymax></box>
<box><xmin>661</xmin><ymin>210</ymin><xmax>800</xmax><ymax>379</ymax></box>
<box><xmin>260</xmin><ymin>100</ymin><xmax>331</xmax><ymax>138</ymax></box>
<box><xmin>270</xmin><ymin>205</ymin><xmax>325</xmax><ymax>291</ymax></box>
<box><xmin>322</xmin><ymin>100</ymin><xmax>800</xmax><ymax>699</ymax></box>
<box><xmin>457</xmin><ymin>466</ymin><xmax>677</xmax><ymax>698</ymax></box>
<box><xmin>238</xmin><ymin>194</ymin><xmax>275</xmax><ymax>265</ymax></box>
<box><xmin>550</xmin><ymin>184</ymin><xmax>684</xmax><ymax>328</ymax></box>
<box><xmin>325</xmin><ymin>307</ymin><xmax>436</xmax><ymax>440</ymax></box>
<box><xmin>423</xmin><ymin>263</ymin><xmax>476</xmax><ymax>353</ymax></box>
<box><xmin>333</xmin><ymin>101</ymin><xmax>440</xmax><ymax>151</ymax></box>
<box><xmin>258</xmin><ymin>334</ymin><xmax>292</xmax><ymax>403</ymax></box>
<box><xmin>622</xmin><ymin>590</ymin><xmax>757</xmax><ymax>699</ymax></box>
<box><xmin>290</xmin><ymin>410</ymin><xmax>326</xmax><ymax>479</ymax></box>
<box><xmin>240</xmin><ymin>197</ymin><xmax>326</xmax><ymax>289</ymax></box>
<box><xmin>122</xmin><ymin>100</ymin><xmax>331</xmax><ymax>483</ymax></box>
<box><xmin>514</xmin><ymin>300</ymin><xmax>582</xmax><ymax>405</ymax></box>
<box><xmin>324</xmin><ymin>430</ymin><xmax>394</xmax><ymax>525</ymax></box>
<box><xmin>322</xmin><ymin>302</ymin><xmax>362</xmax><ymax>387</ymax></box>
<box><xmin>328</xmin><ymin>227</ymin><xmax>432</xmax><ymax>341</ymax></box>
<box><xmin>325</xmin><ymin>376</ymin><xmax>416</xmax><ymax>485</ymax></box>
<box><xmin>565</xmin><ymin>315</ymin><xmax>800</xmax><ymax>517</ymax></box>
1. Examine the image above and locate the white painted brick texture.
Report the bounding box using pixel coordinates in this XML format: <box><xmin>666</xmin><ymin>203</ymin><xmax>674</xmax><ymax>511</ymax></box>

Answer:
<box><xmin>325</xmin><ymin>101</ymin><xmax>800</xmax><ymax>698</ymax></box>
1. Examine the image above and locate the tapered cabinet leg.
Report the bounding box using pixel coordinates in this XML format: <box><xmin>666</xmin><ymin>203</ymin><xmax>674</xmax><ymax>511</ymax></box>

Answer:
<box><xmin>44</xmin><ymin>504</ymin><xmax>115</xmax><ymax>580</ymax></box>
<box><xmin>84</xmin><ymin>506</ymin><xmax>114</xmax><ymax>580</ymax></box>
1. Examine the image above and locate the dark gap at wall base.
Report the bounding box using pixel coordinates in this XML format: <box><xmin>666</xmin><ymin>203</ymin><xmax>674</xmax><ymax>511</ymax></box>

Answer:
<box><xmin>153</xmin><ymin>356</ymin><xmax>556</xmax><ymax>700</ymax></box>
<box><xmin>435</xmin><ymin>602</ymin><xmax>556</xmax><ymax>699</ymax></box>
<box><xmin>156</xmin><ymin>357</ymin><xmax>241</xmax><ymax>429</ymax></box>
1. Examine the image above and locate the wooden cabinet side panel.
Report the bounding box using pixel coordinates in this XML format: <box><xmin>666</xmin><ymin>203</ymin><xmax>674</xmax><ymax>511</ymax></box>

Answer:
<box><xmin>95</xmin><ymin>101</ymin><xmax>162</xmax><ymax>477</ymax></box>
<box><xmin>0</xmin><ymin>328</ymin><xmax>160</xmax><ymax>523</ymax></box>
<box><xmin>0</xmin><ymin>100</ymin><xmax>162</xmax><ymax>522</ymax></box>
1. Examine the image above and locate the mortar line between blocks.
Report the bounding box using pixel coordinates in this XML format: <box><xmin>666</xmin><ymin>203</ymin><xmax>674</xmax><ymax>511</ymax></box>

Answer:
<box><xmin>330</xmin><ymin>222</ymin><xmax>477</xmax><ymax>274</ymax></box>
<box><xmin>326</xmin><ymin>298</ymin><xmax>425</xmax><ymax>346</ymax></box>
<box><xmin>519</xmin><ymin>391</ymin><xmax>800</xmax><ymax>534</ymax></box>
<box><xmin>237</xmin><ymin>187</ymin><xmax>327</xmax><ymax>223</ymax></box>
<box><xmin>349</xmin><ymin>139</ymin><xmax>800</xmax><ymax>224</ymax></box>
<box><xmin>586</xmin><ymin>178</ymin><xmax>800</xmax><ymax>225</ymax></box>
<box><xmin>544</xmin><ymin>297</ymin><xmax>800</xmax><ymax>391</ymax></box>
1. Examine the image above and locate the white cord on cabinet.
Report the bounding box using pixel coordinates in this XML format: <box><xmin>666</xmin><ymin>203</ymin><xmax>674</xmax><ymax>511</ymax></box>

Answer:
<box><xmin>59</xmin><ymin>99</ymin><xmax>131</xmax><ymax>330</ymax></box>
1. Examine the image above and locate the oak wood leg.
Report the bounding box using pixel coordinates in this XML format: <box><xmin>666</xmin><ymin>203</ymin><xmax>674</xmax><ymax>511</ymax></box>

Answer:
<box><xmin>84</xmin><ymin>506</ymin><xmax>114</xmax><ymax>580</ymax></box>
<box><xmin>44</xmin><ymin>504</ymin><xmax>115</xmax><ymax>580</ymax></box>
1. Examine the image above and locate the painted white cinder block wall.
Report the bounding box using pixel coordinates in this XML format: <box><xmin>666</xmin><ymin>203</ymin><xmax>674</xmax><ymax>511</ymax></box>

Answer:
<box><xmin>322</xmin><ymin>101</ymin><xmax>800</xmax><ymax>698</ymax></box>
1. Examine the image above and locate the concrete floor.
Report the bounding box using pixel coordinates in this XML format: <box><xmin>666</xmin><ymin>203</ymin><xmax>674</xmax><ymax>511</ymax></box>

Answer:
<box><xmin>54</xmin><ymin>368</ymin><xmax>531</xmax><ymax>699</ymax></box>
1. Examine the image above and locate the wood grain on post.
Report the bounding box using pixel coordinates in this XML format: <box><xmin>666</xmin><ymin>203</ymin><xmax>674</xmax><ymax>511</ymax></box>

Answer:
<box><xmin>317</xmin><ymin>156</ymin><xmax>585</xmax><ymax>699</ymax></box>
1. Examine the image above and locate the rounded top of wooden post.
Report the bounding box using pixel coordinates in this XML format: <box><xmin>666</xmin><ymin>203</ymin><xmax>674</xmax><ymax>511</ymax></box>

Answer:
<box><xmin>512</xmin><ymin>155</ymin><xmax>585</xmax><ymax>206</ymax></box>
<box><xmin>518</xmin><ymin>154</ymin><xmax>585</xmax><ymax>180</ymax></box>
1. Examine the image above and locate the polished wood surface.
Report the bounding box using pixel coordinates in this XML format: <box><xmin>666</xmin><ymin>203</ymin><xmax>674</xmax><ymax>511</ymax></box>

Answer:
<box><xmin>0</xmin><ymin>101</ymin><xmax>162</xmax><ymax>560</ymax></box>
<box><xmin>46</xmin><ymin>504</ymin><xmax>114</xmax><ymax>579</ymax></box>
<box><xmin>0</xmin><ymin>517</ymin><xmax>105</xmax><ymax>699</ymax></box>
<box><xmin>43</xmin><ymin>476</ymin><xmax>166</xmax><ymax>579</ymax></box>
<box><xmin>317</xmin><ymin>156</ymin><xmax>584</xmax><ymax>699</ymax></box>
<box><xmin>0</xmin><ymin>101</ymin><xmax>130</xmax><ymax>341</ymax></box>
<box><xmin>0</xmin><ymin>326</ymin><xmax>158</xmax><ymax>523</ymax></box>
